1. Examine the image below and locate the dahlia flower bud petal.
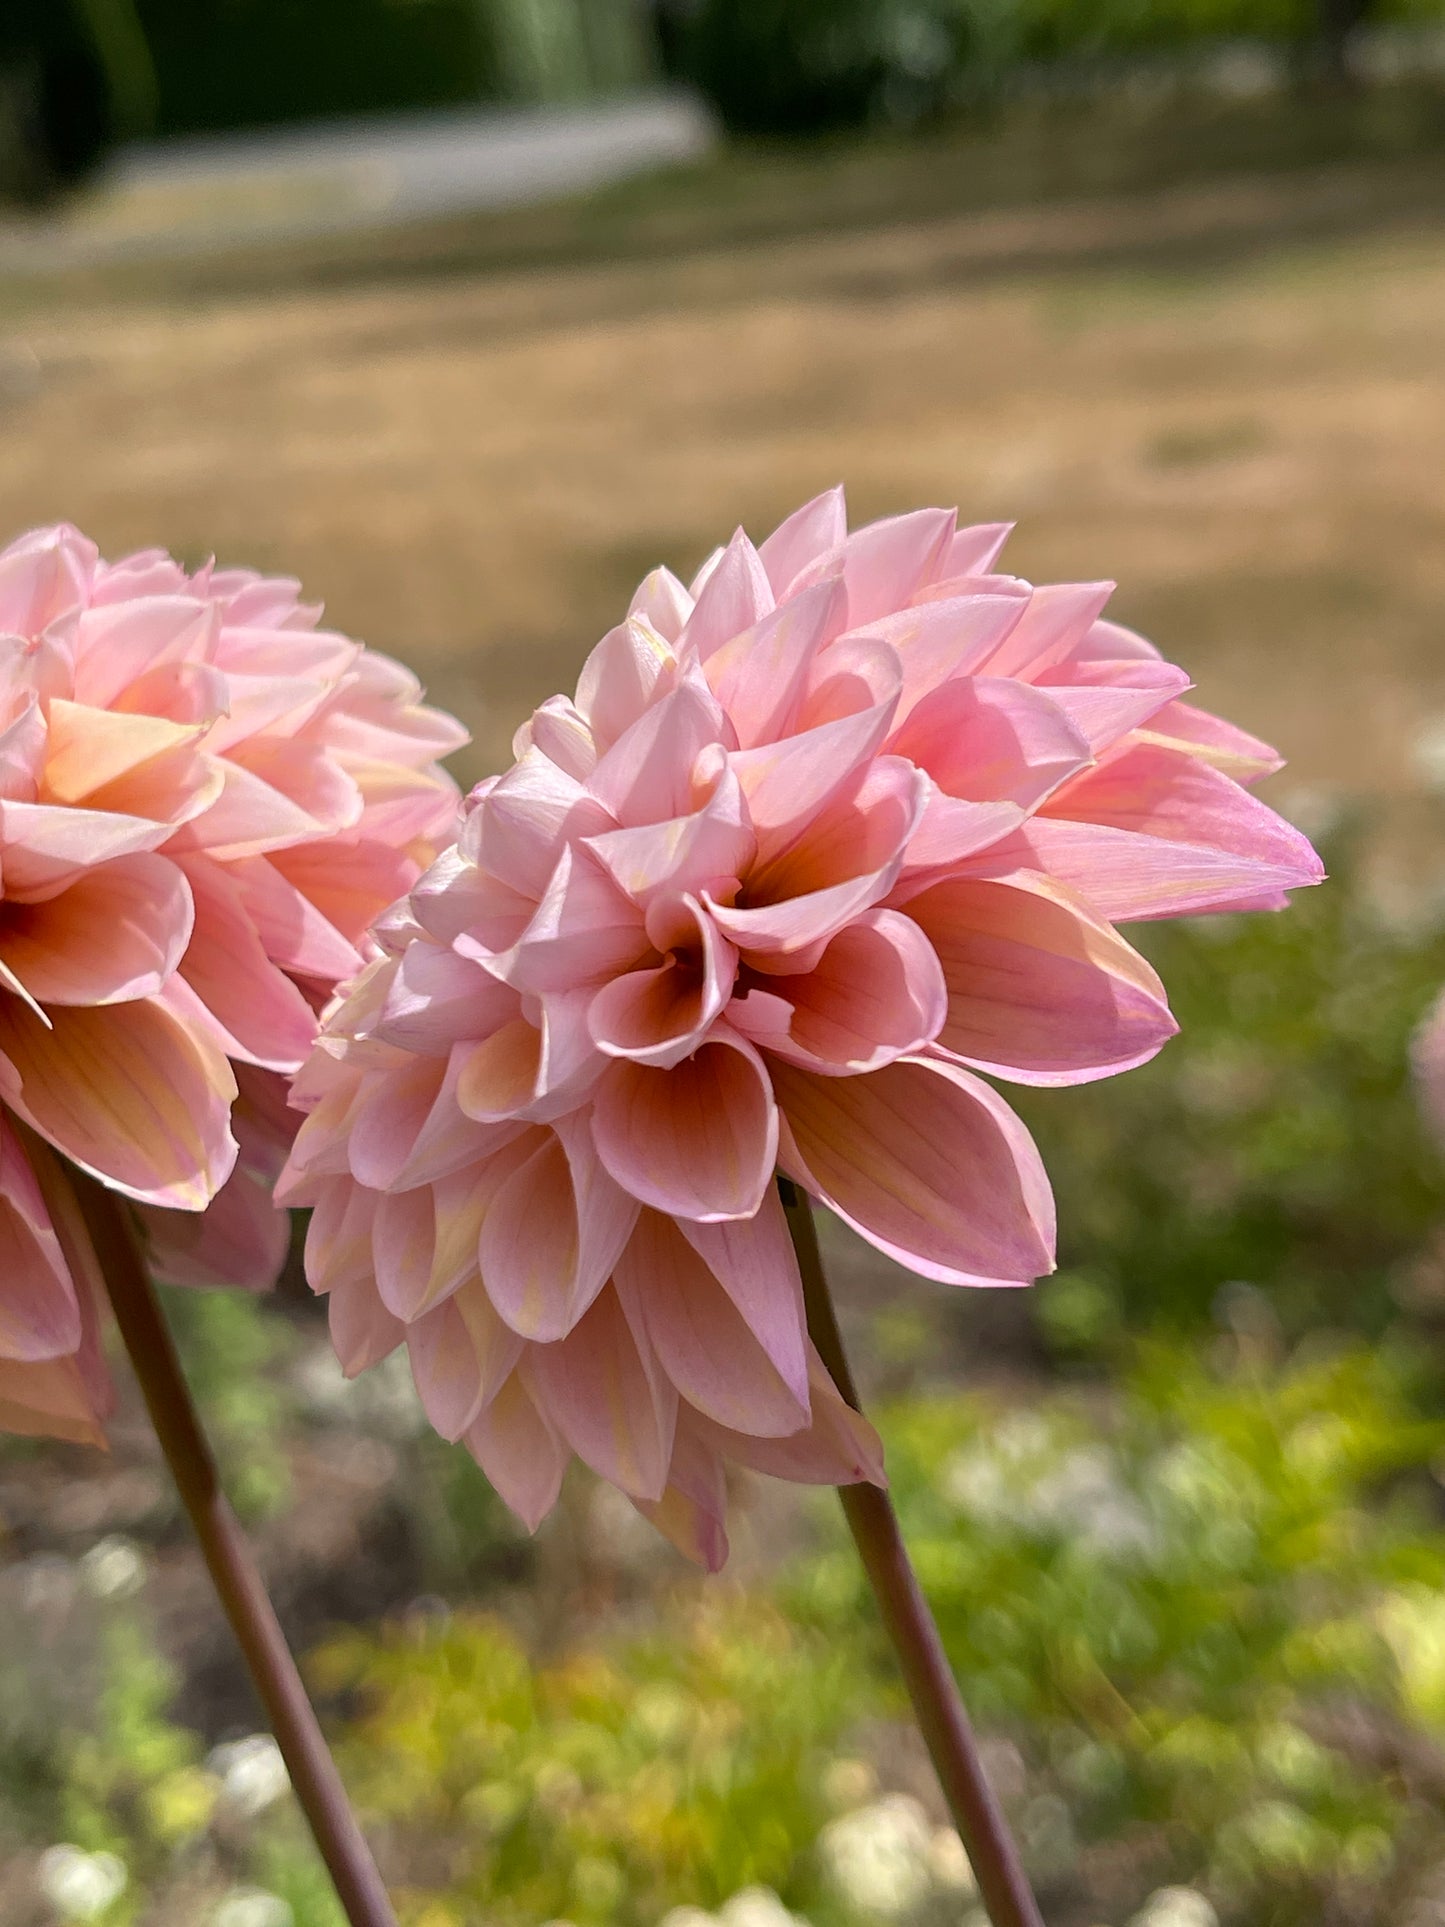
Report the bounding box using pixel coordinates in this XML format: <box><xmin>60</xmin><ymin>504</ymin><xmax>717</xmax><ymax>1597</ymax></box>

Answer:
<box><xmin>370</xmin><ymin>940</ymin><xmax>513</xmax><ymax>1057</ymax></box>
<box><xmin>576</xmin><ymin>617</ymin><xmax>679</xmax><ymax>751</ymax></box>
<box><xmin>729</xmin><ymin>695</ymin><xmax>899</xmax><ymax>866</ymax></box>
<box><xmin>822</xmin><ymin>506</ymin><xmax>957</xmax><ymax>626</ymax></box>
<box><xmin>1035</xmin><ymin>663</ymin><xmax>1192</xmax><ymax>758</ymax></box>
<box><xmin>0</xmin><ymin>799</ymin><xmax>174</xmax><ymax>894</ymax></box>
<box><xmin>582</xmin><ymin>771</ymin><xmax>754</xmax><ymax>910</ymax></box>
<box><xmin>796</xmin><ymin>630</ymin><xmax>904</xmax><ymax>735</ymax></box>
<box><xmin>69</xmin><ymin>596</ymin><xmax>216</xmax><ymax>710</ymax></box>
<box><xmin>0</xmin><ymin>997</ymin><xmax>238</xmax><ymax>1208</ymax></box>
<box><xmin>411</xmin><ymin>845</ymin><xmax>531</xmax><ymax>950</ymax></box>
<box><xmin>634</xmin><ymin>1429</ymin><xmax>731</xmax><ymax>1572</ymax></box>
<box><xmin>712</xmin><ymin>760</ymin><xmax>927</xmax><ymax>965</ymax></box>
<box><xmin>1139</xmin><ymin>699</ymin><xmax>1284</xmax><ymax>783</ymax></box>
<box><xmin>0</xmin><ymin>522</ymin><xmax>95</xmax><ymax>634</ymax></box>
<box><xmin>479</xmin><ymin>1117</ymin><xmax>640</xmax><ymax>1342</ymax></box>
<box><xmin>627</xmin><ymin>564</ymin><xmax>694</xmax><ymax>641</ymax></box>
<box><xmin>908</xmin><ymin>873</ymin><xmax>1177</xmax><ymax>1086</ymax></box>
<box><xmin>615</xmin><ymin>1210</ymin><xmax>809</xmax><ymax>1438</ymax></box>
<box><xmin>173</xmin><ymin>856</ymin><xmax>318</xmax><ymax>1071</ymax></box>
<box><xmin>865</xmin><ymin>589</ymin><xmax>1031</xmax><ymax>728</ymax></box>
<box><xmin>980</xmin><ymin>580</ymin><xmax>1116</xmax><ymax>682</ymax></box>
<box><xmin>588</xmin><ymin>897</ymin><xmax>737</xmax><ymax>1068</ymax></box>
<box><xmin>463</xmin><ymin>1370</ymin><xmax>568</xmax><ymax>1532</ymax></box>
<box><xmin>267</xmin><ymin>839</ymin><xmax>421</xmax><ymax>947</ymax></box>
<box><xmin>0</xmin><ymin>1115</ymin><xmax>80</xmax><ymax>1360</ymax></box>
<box><xmin>486</xmin><ymin>844</ymin><xmax>647</xmax><ymax>995</ymax></box>
<box><xmin>224</xmin><ymin>857</ymin><xmax>364</xmax><ymax>980</ymax></box>
<box><xmin>305</xmin><ymin>1176</ymin><xmax>381</xmax><ymax>1297</ymax></box>
<box><xmin>695</xmin><ymin>1345</ymin><xmax>884</xmax><ymax>1488</ymax></box>
<box><xmin>942</xmin><ymin>520</ymin><xmax>1014</xmax><ymax>579</ymax></box>
<box><xmin>896</xmin><ymin>788</ymin><xmax>1023</xmax><ymax>882</ymax></box>
<box><xmin>526</xmin><ymin>1284</ymin><xmax>679</xmax><ymax>1501</ymax></box>
<box><xmin>774</xmin><ymin>1055</ymin><xmax>1055</xmax><ymax>1287</ymax></box>
<box><xmin>701</xmin><ymin>576</ymin><xmax>847</xmax><ymax>748</ymax></box>
<box><xmin>42</xmin><ymin>699</ymin><xmax>217</xmax><ymax>824</ymax></box>
<box><xmin>678</xmin><ymin>529</ymin><xmax>774</xmax><ymax>662</ymax></box>
<box><xmin>592</xmin><ymin>1031</ymin><xmax>777</xmax><ymax>1223</ymax></box>
<box><xmin>758</xmin><ymin>908</ymin><xmax>947</xmax><ymax>1076</ymax></box>
<box><xmin>327</xmin><ymin>1270</ymin><xmax>405</xmax><ymax>1378</ymax></box>
<box><xmin>756</xmin><ymin>484</ymin><xmax>848</xmax><ymax>598</ymax></box>
<box><xmin>348</xmin><ymin>1054</ymin><xmax>457</xmax><ymax>1189</ymax></box>
<box><xmin>676</xmin><ymin>1187</ymin><xmax>809</xmax><ymax>1407</ymax></box>
<box><xmin>586</xmin><ymin>671</ymin><xmax>730</xmax><ymax>826</ymax></box>
<box><xmin>0</xmin><ymin>852</ymin><xmax>193</xmax><ymax>1007</ymax></box>
<box><xmin>522</xmin><ymin>695</ymin><xmax>598</xmax><ymax>781</ymax></box>
<box><xmin>406</xmin><ymin>1284</ymin><xmax>524</xmax><ymax>1440</ymax></box>
<box><xmin>892</xmin><ymin>677</ymin><xmax>1093</xmax><ymax>815</ymax></box>
<box><xmin>470</xmin><ymin>748</ymin><xmax>613</xmax><ymax>899</ymax></box>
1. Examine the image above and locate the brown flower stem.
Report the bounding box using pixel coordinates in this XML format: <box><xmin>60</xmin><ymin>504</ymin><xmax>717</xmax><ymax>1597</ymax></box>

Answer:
<box><xmin>778</xmin><ymin>1178</ymin><xmax>1045</xmax><ymax>1927</ymax></box>
<box><xmin>20</xmin><ymin>1127</ymin><xmax>399</xmax><ymax>1927</ymax></box>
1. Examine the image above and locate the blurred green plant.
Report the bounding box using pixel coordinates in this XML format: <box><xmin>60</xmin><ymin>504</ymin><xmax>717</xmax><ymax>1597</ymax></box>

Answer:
<box><xmin>164</xmin><ymin>1284</ymin><xmax>296</xmax><ymax>1523</ymax></box>
<box><xmin>685</xmin><ymin>0</ymin><xmax>1445</xmax><ymax>134</ymax></box>
<box><xmin>790</xmin><ymin>1340</ymin><xmax>1445</xmax><ymax>1920</ymax></box>
<box><xmin>1024</xmin><ymin>831</ymin><xmax>1445</xmax><ymax>1350</ymax></box>
<box><xmin>315</xmin><ymin>1596</ymin><xmax>867</xmax><ymax>1927</ymax></box>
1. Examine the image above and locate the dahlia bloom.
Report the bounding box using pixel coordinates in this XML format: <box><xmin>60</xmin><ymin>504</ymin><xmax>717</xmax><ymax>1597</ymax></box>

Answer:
<box><xmin>282</xmin><ymin>488</ymin><xmax>1321</xmax><ymax>1566</ymax></box>
<box><xmin>0</xmin><ymin>524</ymin><xmax>466</xmax><ymax>1444</ymax></box>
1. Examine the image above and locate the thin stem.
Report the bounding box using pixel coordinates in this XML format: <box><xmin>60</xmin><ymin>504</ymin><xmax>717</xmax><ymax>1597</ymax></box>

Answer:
<box><xmin>778</xmin><ymin>1179</ymin><xmax>1045</xmax><ymax>1927</ymax></box>
<box><xmin>20</xmin><ymin>1127</ymin><xmax>399</xmax><ymax>1927</ymax></box>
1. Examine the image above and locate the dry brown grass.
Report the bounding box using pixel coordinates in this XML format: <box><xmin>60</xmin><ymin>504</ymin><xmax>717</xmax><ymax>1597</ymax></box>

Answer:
<box><xmin>4</xmin><ymin>159</ymin><xmax>1445</xmax><ymax>879</ymax></box>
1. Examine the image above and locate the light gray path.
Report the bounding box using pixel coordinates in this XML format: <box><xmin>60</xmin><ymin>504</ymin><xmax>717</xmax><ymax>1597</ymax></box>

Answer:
<box><xmin>0</xmin><ymin>92</ymin><xmax>716</xmax><ymax>274</ymax></box>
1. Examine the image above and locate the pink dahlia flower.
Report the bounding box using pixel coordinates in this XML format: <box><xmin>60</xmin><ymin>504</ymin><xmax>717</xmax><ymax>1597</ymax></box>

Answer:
<box><xmin>0</xmin><ymin>524</ymin><xmax>466</xmax><ymax>1445</ymax></box>
<box><xmin>282</xmin><ymin>488</ymin><xmax>1322</xmax><ymax>1567</ymax></box>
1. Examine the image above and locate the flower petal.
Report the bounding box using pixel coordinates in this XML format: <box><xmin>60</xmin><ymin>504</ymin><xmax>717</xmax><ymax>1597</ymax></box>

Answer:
<box><xmin>526</xmin><ymin>1285</ymin><xmax>678</xmax><ymax>1501</ymax></box>
<box><xmin>774</xmin><ymin>1054</ymin><xmax>1055</xmax><ymax>1286</ymax></box>
<box><xmin>479</xmin><ymin>1117</ymin><xmax>640</xmax><ymax>1341</ymax></box>
<box><xmin>0</xmin><ymin>1116</ymin><xmax>79</xmax><ymax>1361</ymax></box>
<box><xmin>592</xmin><ymin>1031</ymin><xmax>777</xmax><ymax>1222</ymax></box>
<box><xmin>0</xmin><ymin>853</ymin><xmax>193</xmax><ymax>1007</ymax></box>
<box><xmin>463</xmin><ymin>1370</ymin><xmax>569</xmax><ymax>1531</ymax></box>
<box><xmin>760</xmin><ymin>908</ymin><xmax>946</xmax><ymax>1075</ymax></box>
<box><xmin>0</xmin><ymin>995</ymin><xmax>238</xmax><ymax>1208</ymax></box>
<box><xmin>614</xmin><ymin>1209</ymin><xmax>809</xmax><ymax>1437</ymax></box>
<box><xmin>908</xmin><ymin>871</ymin><xmax>1177</xmax><ymax>1085</ymax></box>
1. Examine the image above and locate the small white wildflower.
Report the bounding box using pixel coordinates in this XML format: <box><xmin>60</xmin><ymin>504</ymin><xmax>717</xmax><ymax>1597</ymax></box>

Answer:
<box><xmin>658</xmin><ymin>1909</ymin><xmax>715</xmax><ymax>1927</ymax></box>
<box><xmin>719</xmin><ymin>1887</ymin><xmax>804</xmax><ymax>1927</ymax></box>
<box><xmin>927</xmin><ymin>1826</ymin><xmax>977</xmax><ymax>1895</ymax></box>
<box><xmin>36</xmin><ymin>1845</ymin><xmax>128</xmax><ymax>1921</ymax></box>
<box><xmin>212</xmin><ymin>1890</ymin><xmax>294</xmax><ymax>1927</ymax></box>
<box><xmin>79</xmin><ymin>1537</ymin><xmax>146</xmax><ymax>1602</ymax></box>
<box><xmin>820</xmin><ymin>1794</ymin><xmax>933</xmax><ymax>1920</ymax></box>
<box><xmin>1129</xmin><ymin>1888</ymin><xmax>1219</xmax><ymax>1927</ymax></box>
<box><xmin>208</xmin><ymin>1734</ymin><xmax>291</xmax><ymax>1818</ymax></box>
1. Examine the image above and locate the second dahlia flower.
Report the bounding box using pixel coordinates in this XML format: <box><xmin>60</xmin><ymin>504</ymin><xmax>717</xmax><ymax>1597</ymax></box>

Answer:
<box><xmin>0</xmin><ymin>524</ymin><xmax>466</xmax><ymax>1444</ymax></box>
<box><xmin>282</xmin><ymin>488</ymin><xmax>1322</xmax><ymax>1566</ymax></box>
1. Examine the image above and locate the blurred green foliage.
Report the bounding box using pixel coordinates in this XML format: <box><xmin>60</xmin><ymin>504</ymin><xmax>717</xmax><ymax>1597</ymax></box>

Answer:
<box><xmin>315</xmin><ymin>1597</ymin><xmax>864</xmax><ymax>1927</ymax></box>
<box><xmin>1024</xmin><ymin>832</ymin><xmax>1445</xmax><ymax>1348</ymax></box>
<box><xmin>686</xmin><ymin>0</ymin><xmax>1445</xmax><ymax>133</ymax></box>
<box><xmin>791</xmin><ymin>1342</ymin><xmax>1445</xmax><ymax>1919</ymax></box>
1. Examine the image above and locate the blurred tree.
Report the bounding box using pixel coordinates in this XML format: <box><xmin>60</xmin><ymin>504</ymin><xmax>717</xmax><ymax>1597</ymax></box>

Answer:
<box><xmin>0</xmin><ymin>0</ymin><xmax>155</xmax><ymax>199</ymax></box>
